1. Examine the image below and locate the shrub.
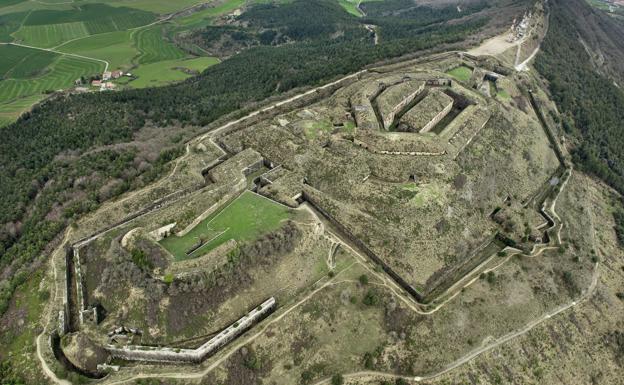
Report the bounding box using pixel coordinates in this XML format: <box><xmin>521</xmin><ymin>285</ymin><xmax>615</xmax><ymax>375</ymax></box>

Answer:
<box><xmin>331</xmin><ymin>374</ymin><xmax>344</xmax><ymax>385</ymax></box>
<box><xmin>359</xmin><ymin>274</ymin><xmax>369</xmax><ymax>285</ymax></box>
<box><xmin>163</xmin><ymin>273</ymin><xmax>174</xmax><ymax>284</ymax></box>
<box><xmin>363</xmin><ymin>288</ymin><xmax>380</xmax><ymax>306</ymax></box>
<box><xmin>130</xmin><ymin>248</ymin><xmax>152</xmax><ymax>270</ymax></box>
<box><xmin>363</xmin><ymin>352</ymin><xmax>375</xmax><ymax>369</ymax></box>
<box><xmin>38</xmin><ymin>289</ymin><xmax>50</xmax><ymax>301</ymax></box>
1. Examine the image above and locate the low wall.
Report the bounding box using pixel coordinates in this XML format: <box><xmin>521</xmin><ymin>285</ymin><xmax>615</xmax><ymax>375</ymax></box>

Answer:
<box><xmin>74</xmin><ymin>248</ymin><xmax>87</xmax><ymax>323</ymax></box>
<box><xmin>106</xmin><ymin>297</ymin><xmax>276</xmax><ymax>364</ymax></box>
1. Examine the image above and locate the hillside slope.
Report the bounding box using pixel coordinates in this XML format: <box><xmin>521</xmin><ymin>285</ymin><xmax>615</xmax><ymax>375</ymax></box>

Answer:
<box><xmin>535</xmin><ymin>0</ymin><xmax>624</xmax><ymax>196</ymax></box>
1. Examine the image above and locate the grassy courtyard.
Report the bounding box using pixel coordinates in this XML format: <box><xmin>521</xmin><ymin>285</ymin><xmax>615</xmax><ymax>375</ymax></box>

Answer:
<box><xmin>446</xmin><ymin>65</ymin><xmax>473</xmax><ymax>82</ymax></box>
<box><xmin>160</xmin><ymin>190</ymin><xmax>292</xmax><ymax>260</ymax></box>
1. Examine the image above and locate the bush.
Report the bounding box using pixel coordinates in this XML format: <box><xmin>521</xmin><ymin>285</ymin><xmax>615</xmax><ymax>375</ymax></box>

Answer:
<box><xmin>130</xmin><ymin>248</ymin><xmax>152</xmax><ymax>270</ymax></box>
<box><xmin>363</xmin><ymin>352</ymin><xmax>375</xmax><ymax>369</ymax></box>
<box><xmin>331</xmin><ymin>374</ymin><xmax>344</xmax><ymax>385</ymax></box>
<box><xmin>38</xmin><ymin>289</ymin><xmax>50</xmax><ymax>301</ymax></box>
<box><xmin>363</xmin><ymin>288</ymin><xmax>380</xmax><ymax>306</ymax></box>
<box><xmin>359</xmin><ymin>274</ymin><xmax>369</xmax><ymax>285</ymax></box>
<box><xmin>163</xmin><ymin>273</ymin><xmax>174</xmax><ymax>284</ymax></box>
<box><xmin>301</xmin><ymin>370</ymin><xmax>314</xmax><ymax>383</ymax></box>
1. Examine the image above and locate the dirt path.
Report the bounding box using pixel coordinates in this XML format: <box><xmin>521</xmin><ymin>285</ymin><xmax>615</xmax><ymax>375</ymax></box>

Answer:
<box><xmin>311</xmin><ymin>261</ymin><xmax>600</xmax><ymax>385</ymax></box>
<box><xmin>515</xmin><ymin>45</ymin><xmax>541</xmax><ymax>71</ymax></box>
<box><xmin>468</xmin><ymin>33</ymin><xmax>518</xmax><ymax>57</ymax></box>
<box><xmin>35</xmin><ymin>227</ymin><xmax>74</xmax><ymax>385</ymax></box>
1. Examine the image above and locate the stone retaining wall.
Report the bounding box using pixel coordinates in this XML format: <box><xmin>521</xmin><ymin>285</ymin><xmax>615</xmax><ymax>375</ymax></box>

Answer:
<box><xmin>106</xmin><ymin>297</ymin><xmax>276</xmax><ymax>363</ymax></box>
<box><xmin>383</xmin><ymin>83</ymin><xmax>426</xmax><ymax>129</ymax></box>
<box><xmin>301</xmin><ymin>187</ymin><xmax>424</xmax><ymax>302</ymax></box>
<box><xmin>420</xmin><ymin>98</ymin><xmax>454</xmax><ymax>133</ymax></box>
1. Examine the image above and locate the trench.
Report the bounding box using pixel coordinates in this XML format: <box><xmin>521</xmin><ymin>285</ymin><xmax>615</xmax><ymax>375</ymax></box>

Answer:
<box><xmin>51</xmin><ymin>333</ymin><xmax>107</xmax><ymax>379</ymax></box>
<box><xmin>300</xmin><ymin>186</ymin><xmax>425</xmax><ymax>302</ymax></box>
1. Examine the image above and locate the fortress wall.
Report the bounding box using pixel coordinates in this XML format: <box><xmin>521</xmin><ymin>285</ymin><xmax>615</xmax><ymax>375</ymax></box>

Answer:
<box><xmin>527</xmin><ymin>91</ymin><xmax>566</xmax><ymax>167</ymax></box>
<box><xmin>106</xmin><ymin>297</ymin><xmax>276</xmax><ymax>364</ymax></box>
<box><xmin>420</xmin><ymin>98</ymin><xmax>454</xmax><ymax>133</ymax></box>
<box><xmin>74</xmin><ymin>248</ymin><xmax>87</xmax><ymax>318</ymax></box>
<box><xmin>301</xmin><ymin>188</ymin><xmax>424</xmax><ymax>302</ymax></box>
<box><xmin>215</xmin><ymin>72</ymin><xmax>365</xmax><ymax>139</ymax></box>
<box><xmin>58</xmin><ymin>247</ymin><xmax>72</xmax><ymax>335</ymax></box>
<box><xmin>175</xmin><ymin>183</ymin><xmax>244</xmax><ymax>238</ymax></box>
<box><xmin>383</xmin><ymin>83</ymin><xmax>426</xmax><ymax>129</ymax></box>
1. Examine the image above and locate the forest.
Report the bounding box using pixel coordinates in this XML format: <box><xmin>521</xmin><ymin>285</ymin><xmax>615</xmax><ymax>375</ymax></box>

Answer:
<box><xmin>534</xmin><ymin>0</ymin><xmax>624</xmax><ymax>218</ymax></box>
<box><xmin>535</xmin><ymin>0</ymin><xmax>624</xmax><ymax>245</ymax></box>
<box><xmin>0</xmin><ymin>0</ymin><xmax>489</xmax><ymax>315</ymax></box>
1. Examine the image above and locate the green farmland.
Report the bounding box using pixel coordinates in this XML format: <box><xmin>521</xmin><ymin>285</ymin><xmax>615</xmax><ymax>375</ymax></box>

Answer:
<box><xmin>0</xmin><ymin>94</ymin><xmax>43</xmax><ymax>126</ymax></box>
<box><xmin>160</xmin><ymin>191</ymin><xmax>292</xmax><ymax>260</ymax></box>
<box><xmin>0</xmin><ymin>54</ymin><xmax>104</xmax><ymax>104</ymax></box>
<box><xmin>129</xmin><ymin>56</ymin><xmax>219</xmax><ymax>88</ymax></box>
<box><xmin>0</xmin><ymin>0</ymin><xmax>258</xmax><ymax>126</ymax></box>
<box><xmin>336</xmin><ymin>0</ymin><xmax>385</xmax><ymax>17</ymax></box>
<box><xmin>133</xmin><ymin>25</ymin><xmax>186</xmax><ymax>64</ymax></box>
<box><xmin>0</xmin><ymin>44</ymin><xmax>57</xmax><ymax>78</ymax></box>
<box><xmin>0</xmin><ymin>44</ymin><xmax>104</xmax><ymax>105</ymax></box>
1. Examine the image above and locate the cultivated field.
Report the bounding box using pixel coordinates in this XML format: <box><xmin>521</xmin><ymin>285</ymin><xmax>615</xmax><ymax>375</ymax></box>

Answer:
<box><xmin>0</xmin><ymin>53</ymin><xmax>104</xmax><ymax>105</ymax></box>
<box><xmin>128</xmin><ymin>56</ymin><xmax>220</xmax><ymax>88</ymax></box>
<box><xmin>0</xmin><ymin>0</ymin><xmax>241</xmax><ymax>126</ymax></box>
<box><xmin>133</xmin><ymin>25</ymin><xmax>186</xmax><ymax>64</ymax></box>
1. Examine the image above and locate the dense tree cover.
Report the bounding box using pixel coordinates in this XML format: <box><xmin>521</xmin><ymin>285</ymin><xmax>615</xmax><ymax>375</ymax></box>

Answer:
<box><xmin>0</xmin><ymin>0</ymin><xmax>488</xmax><ymax>316</ymax></box>
<box><xmin>614</xmin><ymin>210</ymin><xmax>624</xmax><ymax>246</ymax></box>
<box><xmin>0</xmin><ymin>360</ymin><xmax>25</xmax><ymax>384</ymax></box>
<box><xmin>192</xmin><ymin>0</ymin><xmax>488</xmax><ymax>52</ymax></box>
<box><xmin>238</xmin><ymin>0</ymin><xmax>366</xmax><ymax>41</ymax></box>
<box><xmin>361</xmin><ymin>0</ymin><xmax>489</xmax><ymax>39</ymax></box>
<box><xmin>535</xmin><ymin>0</ymin><xmax>624</xmax><ymax>196</ymax></box>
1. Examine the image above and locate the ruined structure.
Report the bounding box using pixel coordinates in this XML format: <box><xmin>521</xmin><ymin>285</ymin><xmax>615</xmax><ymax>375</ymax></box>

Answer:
<box><xmin>402</xmin><ymin>90</ymin><xmax>454</xmax><ymax>133</ymax></box>
<box><xmin>105</xmin><ymin>298</ymin><xmax>276</xmax><ymax>363</ymax></box>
